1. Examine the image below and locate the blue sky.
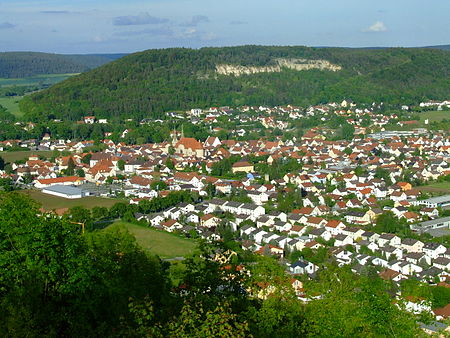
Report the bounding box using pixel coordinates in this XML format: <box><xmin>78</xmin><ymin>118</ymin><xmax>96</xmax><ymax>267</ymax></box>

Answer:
<box><xmin>0</xmin><ymin>0</ymin><xmax>448</xmax><ymax>54</ymax></box>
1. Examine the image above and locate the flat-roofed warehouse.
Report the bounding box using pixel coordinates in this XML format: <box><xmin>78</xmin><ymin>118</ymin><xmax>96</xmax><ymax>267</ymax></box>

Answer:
<box><xmin>412</xmin><ymin>195</ymin><xmax>450</xmax><ymax>208</ymax></box>
<box><xmin>42</xmin><ymin>185</ymin><xmax>90</xmax><ymax>199</ymax></box>
<box><xmin>413</xmin><ymin>216</ymin><xmax>450</xmax><ymax>230</ymax></box>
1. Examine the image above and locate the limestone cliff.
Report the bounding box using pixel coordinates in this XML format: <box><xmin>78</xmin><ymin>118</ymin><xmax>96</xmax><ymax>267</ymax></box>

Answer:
<box><xmin>216</xmin><ymin>58</ymin><xmax>342</xmax><ymax>76</ymax></box>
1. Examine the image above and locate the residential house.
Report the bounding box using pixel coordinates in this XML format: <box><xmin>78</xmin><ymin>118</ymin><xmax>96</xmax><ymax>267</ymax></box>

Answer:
<box><xmin>290</xmin><ymin>259</ymin><xmax>319</xmax><ymax>275</ymax></box>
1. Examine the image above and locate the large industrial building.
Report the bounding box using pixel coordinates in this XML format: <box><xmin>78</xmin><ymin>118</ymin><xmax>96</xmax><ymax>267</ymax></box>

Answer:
<box><xmin>42</xmin><ymin>185</ymin><xmax>90</xmax><ymax>199</ymax></box>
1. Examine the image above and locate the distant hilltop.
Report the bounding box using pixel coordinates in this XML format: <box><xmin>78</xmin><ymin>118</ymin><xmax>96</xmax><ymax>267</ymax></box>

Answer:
<box><xmin>19</xmin><ymin>45</ymin><xmax>450</xmax><ymax>122</ymax></box>
<box><xmin>0</xmin><ymin>52</ymin><xmax>127</xmax><ymax>78</ymax></box>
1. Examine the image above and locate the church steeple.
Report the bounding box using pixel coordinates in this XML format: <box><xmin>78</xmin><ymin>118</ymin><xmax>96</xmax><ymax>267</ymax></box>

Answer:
<box><xmin>171</xmin><ymin>126</ymin><xmax>178</xmax><ymax>145</ymax></box>
<box><xmin>181</xmin><ymin>124</ymin><xmax>185</xmax><ymax>139</ymax></box>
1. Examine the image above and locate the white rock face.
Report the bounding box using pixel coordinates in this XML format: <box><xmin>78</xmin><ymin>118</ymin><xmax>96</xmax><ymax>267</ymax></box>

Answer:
<box><xmin>215</xmin><ymin>58</ymin><xmax>342</xmax><ymax>76</ymax></box>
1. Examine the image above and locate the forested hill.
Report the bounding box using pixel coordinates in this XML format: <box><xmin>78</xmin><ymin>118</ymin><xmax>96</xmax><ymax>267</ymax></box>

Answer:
<box><xmin>0</xmin><ymin>52</ymin><xmax>125</xmax><ymax>78</ymax></box>
<box><xmin>20</xmin><ymin>45</ymin><xmax>450</xmax><ymax>121</ymax></box>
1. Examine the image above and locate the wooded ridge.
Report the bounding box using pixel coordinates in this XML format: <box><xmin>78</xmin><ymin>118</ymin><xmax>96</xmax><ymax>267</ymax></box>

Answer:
<box><xmin>20</xmin><ymin>45</ymin><xmax>450</xmax><ymax>121</ymax></box>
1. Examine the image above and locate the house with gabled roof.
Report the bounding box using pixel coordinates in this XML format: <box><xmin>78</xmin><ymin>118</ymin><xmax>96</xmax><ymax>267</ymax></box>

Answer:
<box><xmin>200</xmin><ymin>214</ymin><xmax>221</xmax><ymax>228</ymax></box>
<box><xmin>423</xmin><ymin>242</ymin><xmax>447</xmax><ymax>259</ymax></box>
<box><xmin>160</xmin><ymin>219</ymin><xmax>182</xmax><ymax>232</ymax></box>
<box><xmin>325</xmin><ymin>219</ymin><xmax>346</xmax><ymax>235</ymax></box>
<box><xmin>379</xmin><ymin>268</ymin><xmax>404</xmax><ymax>282</ymax></box>
<box><xmin>433</xmin><ymin>257</ymin><xmax>450</xmax><ymax>271</ymax></box>
<box><xmin>289</xmin><ymin>259</ymin><xmax>318</xmax><ymax>275</ymax></box>
<box><xmin>401</xmin><ymin>238</ymin><xmax>424</xmax><ymax>253</ymax></box>
<box><xmin>389</xmin><ymin>260</ymin><xmax>423</xmax><ymax>275</ymax></box>
<box><xmin>377</xmin><ymin>233</ymin><xmax>401</xmax><ymax>247</ymax></box>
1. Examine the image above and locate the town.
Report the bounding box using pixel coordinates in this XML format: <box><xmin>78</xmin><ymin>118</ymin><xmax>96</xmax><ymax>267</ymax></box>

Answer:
<box><xmin>2</xmin><ymin>98</ymin><xmax>450</xmax><ymax>327</ymax></box>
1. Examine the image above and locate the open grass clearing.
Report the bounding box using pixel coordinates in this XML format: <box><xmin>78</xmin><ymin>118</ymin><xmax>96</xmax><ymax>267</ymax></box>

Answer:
<box><xmin>0</xmin><ymin>150</ymin><xmax>54</xmax><ymax>163</ymax></box>
<box><xmin>106</xmin><ymin>221</ymin><xmax>197</xmax><ymax>259</ymax></box>
<box><xmin>20</xmin><ymin>189</ymin><xmax>119</xmax><ymax>210</ymax></box>
<box><xmin>0</xmin><ymin>96</ymin><xmax>22</xmax><ymax>117</ymax></box>
<box><xmin>416</xmin><ymin>181</ymin><xmax>450</xmax><ymax>195</ymax></box>
<box><xmin>418</xmin><ymin>110</ymin><xmax>450</xmax><ymax>125</ymax></box>
<box><xmin>383</xmin><ymin>111</ymin><xmax>450</xmax><ymax>131</ymax></box>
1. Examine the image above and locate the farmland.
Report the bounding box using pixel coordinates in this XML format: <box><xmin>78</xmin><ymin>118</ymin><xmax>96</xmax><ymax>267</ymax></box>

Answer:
<box><xmin>0</xmin><ymin>73</ymin><xmax>78</xmax><ymax>87</ymax></box>
<box><xmin>0</xmin><ymin>73</ymin><xmax>78</xmax><ymax>118</ymax></box>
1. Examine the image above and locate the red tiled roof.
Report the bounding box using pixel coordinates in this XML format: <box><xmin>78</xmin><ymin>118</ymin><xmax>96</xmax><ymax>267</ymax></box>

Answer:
<box><xmin>37</xmin><ymin>176</ymin><xmax>84</xmax><ymax>184</ymax></box>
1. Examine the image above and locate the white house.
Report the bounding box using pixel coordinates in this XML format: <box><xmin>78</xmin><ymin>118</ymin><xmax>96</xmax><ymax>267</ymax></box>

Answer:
<box><xmin>290</xmin><ymin>259</ymin><xmax>319</xmax><ymax>275</ymax></box>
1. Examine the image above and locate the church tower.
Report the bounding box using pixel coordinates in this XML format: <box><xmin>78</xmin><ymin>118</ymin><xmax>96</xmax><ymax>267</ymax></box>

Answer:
<box><xmin>171</xmin><ymin>126</ymin><xmax>178</xmax><ymax>146</ymax></box>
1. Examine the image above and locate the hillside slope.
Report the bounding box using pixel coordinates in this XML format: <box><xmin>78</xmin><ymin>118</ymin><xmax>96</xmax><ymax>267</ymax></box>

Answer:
<box><xmin>0</xmin><ymin>52</ymin><xmax>125</xmax><ymax>78</ymax></box>
<box><xmin>20</xmin><ymin>46</ymin><xmax>450</xmax><ymax>121</ymax></box>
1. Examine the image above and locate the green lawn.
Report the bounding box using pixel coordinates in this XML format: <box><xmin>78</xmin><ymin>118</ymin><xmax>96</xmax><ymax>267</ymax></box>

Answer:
<box><xmin>0</xmin><ymin>96</ymin><xmax>22</xmax><ymax>117</ymax></box>
<box><xmin>0</xmin><ymin>150</ymin><xmax>54</xmax><ymax>163</ymax></box>
<box><xmin>107</xmin><ymin>221</ymin><xmax>197</xmax><ymax>259</ymax></box>
<box><xmin>383</xmin><ymin>111</ymin><xmax>450</xmax><ymax>131</ymax></box>
<box><xmin>20</xmin><ymin>190</ymin><xmax>120</xmax><ymax>210</ymax></box>
<box><xmin>419</xmin><ymin>110</ymin><xmax>450</xmax><ymax>125</ymax></box>
<box><xmin>417</xmin><ymin>181</ymin><xmax>450</xmax><ymax>195</ymax></box>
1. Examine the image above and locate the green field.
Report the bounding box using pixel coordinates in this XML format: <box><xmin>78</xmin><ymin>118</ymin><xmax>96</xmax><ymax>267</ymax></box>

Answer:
<box><xmin>0</xmin><ymin>150</ymin><xmax>54</xmax><ymax>163</ymax></box>
<box><xmin>20</xmin><ymin>189</ymin><xmax>119</xmax><ymax>210</ymax></box>
<box><xmin>0</xmin><ymin>96</ymin><xmax>23</xmax><ymax>117</ymax></box>
<box><xmin>417</xmin><ymin>181</ymin><xmax>450</xmax><ymax>195</ymax></box>
<box><xmin>107</xmin><ymin>221</ymin><xmax>197</xmax><ymax>259</ymax></box>
<box><xmin>419</xmin><ymin>110</ymin><xmax>450</xmax><ymax>125</ymax></box>
<box><xmin>0</xmin><ymin>73</ymin><xmax>78</xmax><ymax>87</ymax></box>
<box><xmin>384</xmin><ymin>110</ymin><xmax>450</xmax><ymax>131</ymax></box>
<box><xmin>0</xmin><ymin>73</ymin><xmax>78</xmax><ymax>118</ymax></box>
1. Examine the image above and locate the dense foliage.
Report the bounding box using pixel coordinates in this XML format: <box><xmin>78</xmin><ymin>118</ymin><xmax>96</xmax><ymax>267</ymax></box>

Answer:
<box><xmin>20</xmin><ymin>46</ymin><xmax>450</xmax><ymax>121</ymax></box>
<box><xmin>0</xmin><ymin>52</ymin><xmax>124</xmax><ymax>78</ymax></box>
<box><xmin>0</xmin><ymin>192</ymin><xmax>422</xmax><ymax>337</ymax></box>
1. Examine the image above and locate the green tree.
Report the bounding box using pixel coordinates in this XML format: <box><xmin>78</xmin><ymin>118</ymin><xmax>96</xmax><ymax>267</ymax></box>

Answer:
<box><xmin>341</xmin><ymin>122</ymin><xmax>355</xmax><ymax>141</ymax></box>
<box><xmin>0</xmin><ymin>193</ymin><xmax>169</xmax><ymax>337</ymax></box>
<box><xmin>304</xmin><ymin>266</ymin><xmax>419</xmax><ymax>337</ymax></box>
<box><xmin>168</xmin><ymin>302</ymin><xmax>250</xmax><ymax>337</ymax></box>
<box><xmin>66</xmin><ymin>157</ymin><xmax>75</xmax><ymax>176</ymax></box>
<box><xmin>151</xmin><ymin>180</ymin><xmax>168</xmax><ymax>191</ymax></box>
<box><xmin>165</xmin><ymin>158</ymin><xmax>175</xmax><ymax>170</ymax></box>
<box><xmin>76</xmin><ymin>168</ymin><xmax>85</xmax><ymax>177</ymax></box>
<box><xmin>117</xmin><ymin>159</ymin><xmax>125</xmax><ymax>171</ymax></box>
<box><xmin>81</xmin><ymin>153</ymin><xmax>92</xmax><ymax>164</ymax></box>
<box><xmin>375</xmin><ymin>167</ymin><xmax>392</xmax><ymax>186</ymax></box>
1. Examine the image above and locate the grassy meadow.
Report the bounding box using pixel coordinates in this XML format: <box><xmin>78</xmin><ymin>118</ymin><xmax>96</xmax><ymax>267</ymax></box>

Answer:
<box><xmin>417</xmin><ymin>181</ymin><xmax>450</xmax><ymax>195</ymax></box>
<box><xmin>107</xmin><ymin>221</ymin><xmax>197</xmax><ymax>259</ymax></box>
<box><xmin>0</xmin><ymin>150</ymin><xmax>54</xmax><ymax>163</ymax></box>
<box><xmin>20</xmin><ymin>190</ymin><xmax>119</xmax><ymax>211</ymax></box>
<box><xmin>0</xmin><ymin>96</ymin><xmax>22</xmax><ymax>117</ymax></box>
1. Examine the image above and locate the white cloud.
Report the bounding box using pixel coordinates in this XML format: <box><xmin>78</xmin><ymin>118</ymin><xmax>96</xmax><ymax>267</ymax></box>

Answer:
<box><xmin>364</xmin><ymin>21</ymin><xmax>387</xmax><ymax>32</ymax></box>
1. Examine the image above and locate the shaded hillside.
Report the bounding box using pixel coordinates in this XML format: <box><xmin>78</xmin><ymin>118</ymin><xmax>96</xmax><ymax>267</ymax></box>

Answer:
<box><xmin>64</xmin><ymin>53</ymin><xmax>128</xmax><ymax>69</ymax></box>
<box><xmin>0</xmin><ymin>52</ymin><xmax>125</xmax><ymax>78</ymax></box>
<box><xmin>423</xmin><ymin>45</ymin><xmax>450</xmax><ymax>51</ymax></box>
<box><xmin>20</xmin><ymin>46</ymin><xmax>450</xmax><ymax>121</ymax></box>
